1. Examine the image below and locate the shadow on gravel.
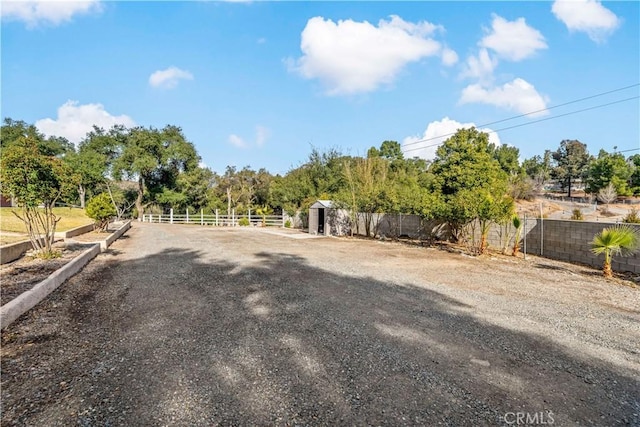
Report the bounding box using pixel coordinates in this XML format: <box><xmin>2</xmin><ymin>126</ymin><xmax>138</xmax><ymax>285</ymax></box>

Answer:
<box><xmin>1</xmin><ymin>247</ymin><xmax>638</xmax><ymax>426</ymax></box>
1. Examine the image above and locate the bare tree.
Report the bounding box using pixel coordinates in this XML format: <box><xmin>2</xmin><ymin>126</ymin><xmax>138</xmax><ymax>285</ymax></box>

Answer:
<box><xmin>597</xmin><ymin>183</ymin><xmax>617</xmax><ymax>214</ymax></box>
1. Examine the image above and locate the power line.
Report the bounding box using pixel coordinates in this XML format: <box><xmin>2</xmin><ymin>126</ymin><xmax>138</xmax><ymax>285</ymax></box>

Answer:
<box><xmin>402</xmin><ymin>83</ymin><xmax>640</xmax><ymax>149</ymax></box>
<box><xmin>403</xmin><ymin>95</ymin><xmax>640</xmax><ymax>154</ymax></box>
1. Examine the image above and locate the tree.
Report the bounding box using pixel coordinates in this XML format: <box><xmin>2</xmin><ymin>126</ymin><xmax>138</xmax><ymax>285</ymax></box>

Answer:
<box><xmin>492</xmin><ymin>144</ymin><xmax>522</xmax><ymax>176</ymax></box>
<box><xmin>585</xmin><ymin>149</ymin><xmax>633</xmax><ymax>196</ymax></box>
<box><xmin>428</xmin><ymin>127</ymin><xmax>512</xmax><ymax>251</ymax></box>
<box><xmin>591</xmin><ymin>225</ymin><xmax>640</xmax><ymax>277</ymax></box>
<box><xmin>627</xmin><ymin>154</ymin><xmax>640</xmax><ymax>196</ymax></box>
<box><xmin>111</xmin><ymin>126</ymin><xmax>199</xmax><ymax>219</ymax></box>
<box><xmin>597</xmin><ymin>183</ymin><xmax>617</xmax><ymax>213</ymax></box>
<box><xmin>86</xmin><ymin>193</ymin><xmax>117</xmax><ymax>231</ymax></box>
<box><xmin>522</xmin><ymin>150</ymin><xmax>552</xmax><ymax>191</ymax></box>
<box><xmin>0</xmin><ymin>135</ymin><xmax>77</xmax><ymax>257</ymax></box>
<box><xmin>551</xmin><ymin>140</ymin><xmax>591</xmax><ymax>197</ymax></box>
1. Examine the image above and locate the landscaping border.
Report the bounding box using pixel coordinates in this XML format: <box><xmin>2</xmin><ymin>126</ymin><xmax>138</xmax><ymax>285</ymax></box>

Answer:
<box><xmin>0</xmin><ymin>220</ymin><xmax>132</xmax><ymax>329</ymax></box>
<box><xmin>0</xmin><ymin>244</ymin><xmax>100</xmax><ymax>328</ymax></box>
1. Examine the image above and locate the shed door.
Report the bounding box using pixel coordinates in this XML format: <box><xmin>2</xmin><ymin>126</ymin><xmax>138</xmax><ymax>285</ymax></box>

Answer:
<box><xmin>318</xmin><ymin>208</ymin><xmax>325</xmax><ymax>234</ymax></box>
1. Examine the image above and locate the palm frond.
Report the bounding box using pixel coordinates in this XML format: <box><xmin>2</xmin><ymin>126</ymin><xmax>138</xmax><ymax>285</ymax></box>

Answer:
<box><xmin>591</xmin><ymin>225</ymin><xmax>640</xmax><ymax>256</ymax></box>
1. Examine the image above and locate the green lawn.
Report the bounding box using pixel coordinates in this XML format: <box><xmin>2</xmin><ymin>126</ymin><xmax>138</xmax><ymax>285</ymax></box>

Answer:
<box><xmin>1</xmin><ymin>207</ymin><xmax>93</xmax><ymax>236</ymax></box>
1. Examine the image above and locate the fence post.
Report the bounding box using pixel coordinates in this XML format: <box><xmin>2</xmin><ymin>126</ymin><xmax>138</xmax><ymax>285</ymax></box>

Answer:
<box><xmin>186</xmin><ymin>208</ymin><xmax>189</xmax><ymax>224</ymax></box>
<box><xmin>215</xmin><ymin>209</ymin><xmax>219</xmax><ymax>226</ymax></box>
<box><xmin>232</xmin><ymin>209</ymin><xmax>236</xmax><ymax>227</ymax></box>
<box><xmin>539</xmin><ymin>203</ymin><xmax>544</xmax><ymax>256</ymax></box>
<box><xmin>170</xmin><ymin>209</ymin><xmax>174</xmax><ymax>224</ymax></box>
<box><xmin>248</xmin><ymin>208</ymin><xmax>251</xmax><ymax>226</ymax></box>
<box><xmin>523</xmin><ymin>214</ymin><xmax>527</xmax><ymax>260</ymax></box>
<box><xmin>282</xmin><ymin>213</ymin><xmax>285</xmax><ymax>228</ymax></box>
<box><xmin>201</xmin><ymin>209</ymin><xmax>204</xmax><ymax>226</ymax></box>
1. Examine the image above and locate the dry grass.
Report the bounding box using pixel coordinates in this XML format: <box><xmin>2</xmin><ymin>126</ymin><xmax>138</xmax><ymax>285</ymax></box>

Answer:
<box><xmin>0</xmin><ymin>207</ymin><xmax>92</xmax><ymax>234</ymax></box>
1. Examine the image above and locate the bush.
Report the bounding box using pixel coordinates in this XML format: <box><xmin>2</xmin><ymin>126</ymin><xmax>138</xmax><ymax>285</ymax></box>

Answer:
<box><xmin>238</xmin><ymin>217</ymin><xmax>250</xmax><ymax>226</ymax></box>
<box><xmin>86</xmin><ymin>193</ymin><xmax>116</xmax><ymax>231</ymax></box>
<box><xmin>624</xmin><ymin>208</ymin><xmax>640</xmax><ymax>224</ymax></box>
<box><xmin>570</xmin><ymin>209</ymin><xmax>584</xmax><ymax>221</ymax></box>
<box><xmin>284</xmin><ymin>219</ymin><xmax>292</xmax><ymax>228</ymax></box>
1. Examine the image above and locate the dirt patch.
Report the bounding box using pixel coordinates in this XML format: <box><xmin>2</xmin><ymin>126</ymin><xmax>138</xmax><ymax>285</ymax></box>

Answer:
<box><xmin>0</xmin><ymin>242</ymin><xmax>95</xmax><ymax>306</ymax></box>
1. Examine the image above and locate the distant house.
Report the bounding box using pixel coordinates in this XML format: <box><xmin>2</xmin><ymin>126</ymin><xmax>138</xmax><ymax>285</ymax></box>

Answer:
<box><xmin>0</xmin><ymin>194</ymin><xmax>13</xmax><ymax>207</ymax></box>
<box><xmin>308</xmin><ymin>200</ymin><xmax>351</xmax><ymax>236</ymax></box>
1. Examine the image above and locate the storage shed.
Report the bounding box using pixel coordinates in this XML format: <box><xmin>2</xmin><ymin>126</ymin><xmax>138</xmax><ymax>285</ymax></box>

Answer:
<box><xmin>308</xmin><ymin>200</ymin><xmax>351</xmax><ymax>236</ymax></box>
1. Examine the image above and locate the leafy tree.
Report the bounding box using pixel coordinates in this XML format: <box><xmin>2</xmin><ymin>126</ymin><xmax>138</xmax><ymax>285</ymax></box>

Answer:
<box><xmin>0</xmin><ymin>135</ymin><xmax>77</xmax><ymax>257</ymax></box>
<box><xmin>86</xmin><ymin>193</ymin><xmax>117</xmax><ymax>231</ymax></box>
<box><xmin>1</xmin><ymin>118</ymin><xmax>73</xmax><ymax>157</ymax></box>
<box><xmin>492</xmin><ymin>144</ymin><xmax>522</xmax><ymax>175</ymax></box>
<box><xmin>628</xmin><ymin>154</ymin><xmax>640</xmax><ymax>196</ymax></box>
<box><xmin>522</xmin><ymin>150</ymin><xmax>552</xmax><ymax>191</ymax></box>
<box><xmin>551</xmin><ymin>140</ymin><xmax>591</xmax><ymax>197</ymax></box>
<box><xmin>585</xmin><ymin>149</ymin><xmax>633</xmax><ymax>196</ymax></box>
<box><xmin>591</xmin><ymin>225</ymin><xmax>640</xmax><ymax>277</ymax></box>
<box><xmin>112</xmin><ymin>125</ymin><xmax>199</xmax><ymax>219</ymax></box>
<box><xmin>428</xmin><ymin>127</ymin><xmax>511</xmax><ymax>250</ymax></box>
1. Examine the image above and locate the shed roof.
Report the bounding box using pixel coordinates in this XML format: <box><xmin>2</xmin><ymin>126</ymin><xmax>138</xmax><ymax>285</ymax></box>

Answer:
<box><xmin>310</xmin><ymin>200</ymin><xmax>334</xmax><ymax>209</ymax></box>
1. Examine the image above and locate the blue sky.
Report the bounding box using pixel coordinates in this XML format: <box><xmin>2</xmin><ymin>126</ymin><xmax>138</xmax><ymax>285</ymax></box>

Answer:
<box><xmin>2</xmin><ymin>1</ymin><xmax>638</xmax><ymax>175</ymax></box>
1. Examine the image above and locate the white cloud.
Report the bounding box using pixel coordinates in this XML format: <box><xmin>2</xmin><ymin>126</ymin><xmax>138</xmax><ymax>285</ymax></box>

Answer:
<box><xmin>1</xmin><ymin>0</ymin><xmax>102</xmax><ymax>28</ymax></box>
<box><xmin>228</xmin><ymin>134</ymin><xmax>247</xmax><ymax>149</ymax></box>
<box><xmin>289</xmin><ymin>15</ymin><xmax>445</xmax><ymax>95</ymax></box>
<box><xmin>552</xmin><ymin>0</ymin><xmax>620</xmax><ymax>42</ymax></box>
<box><xmin>460</xmin><ymin>78</ymin><xmax>549</xmax><ymax>116</ymax></box>
<box><xmin>402</xmin><ymin>117</ymin><xmax>500</xmax><ymax>160</ymax></box>
<box><xmin>255</xmin><ymin>125</ymin><xmax>270</xmax><ymax>147</ymax></box>
<box><xmin>149</xmin><ymin>66</ymin><xmax>194</xmax><ymax>89</ymax></box>
<box><xmin>35</xmin><ymin>100</ymin><xmax>135</xmax><ymax>144</ymax></box>
<box><xmin>480</xmin><ymin>14</ymin><xmax>547</xmax><ymax>61</ymax></box>
<box><xmin>441</xmin><ymin>47</ymin><xmax>459</xmax><ymax>66</ymax></box>
<box><xmin>460</xmin><ymin>48</ymin><xmax>498</xmax><ymax>82</ymax></box>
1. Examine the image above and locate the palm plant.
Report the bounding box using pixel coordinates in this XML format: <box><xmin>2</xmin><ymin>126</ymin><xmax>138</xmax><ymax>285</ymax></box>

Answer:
<box><xmin>591</xmin><ymin>225</ymin><xmax>640</xmax><ymax>277</ymax></box>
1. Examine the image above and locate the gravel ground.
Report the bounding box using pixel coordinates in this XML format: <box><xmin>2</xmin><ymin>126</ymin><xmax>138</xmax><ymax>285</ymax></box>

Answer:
<box><xmin>1</xmin><ymin>222</ymin><xmax>639</xmax><ymax>426</ymax></box>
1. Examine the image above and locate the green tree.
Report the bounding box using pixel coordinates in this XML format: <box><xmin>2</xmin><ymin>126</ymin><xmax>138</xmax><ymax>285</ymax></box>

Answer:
<box><xmin>428</xmin><ymin>127</ymin><xmax>511</xmax><ymax>251</ymax></box>
<box><xmin>86</xmin><ymin>193</ymin><xmax>117</xmax><ymax>231</ymax></box>
<box><xmin>591</xmin><ymin>225</ymin><xmax>640</xmax><ymax>277</ymax></box>
<box><xmin>585</xmin><ymin>149</ymin><xmax>633</xmax><ymax>196</ymax></box>
<box><xmin>551</xmin><ymin>140</ymin><xmax>591</xmax><ymax>197</ymax></box>
<box><xmin>0</xmin><ymin>135</ymin><xmax>77</xmax><ymax>257</ymax></box>
<box><xmin>627</xmin><ymin>154</ymin><xmax>640</xmax><ymax>196</ymax></box>
<box><xmin>492</xmin><ymin>144</ymin><xmax>522</xmax><ymax>175</ymax></box>
<box><xmin>112</xmin><ymin>126</ymin><xmax>199</xmax><ymax>219</ymax></box>
<box><xmin>522</xmin><ymin>150</ymin><xmax>552</xmax><ymax>191</ymax></box>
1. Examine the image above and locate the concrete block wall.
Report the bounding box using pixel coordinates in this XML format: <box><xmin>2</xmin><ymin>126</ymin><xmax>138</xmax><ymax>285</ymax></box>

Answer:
<box><xmin>513</xmin><ymin>219</ymin><xmax>640</xmax><ymax>274</ymax></box>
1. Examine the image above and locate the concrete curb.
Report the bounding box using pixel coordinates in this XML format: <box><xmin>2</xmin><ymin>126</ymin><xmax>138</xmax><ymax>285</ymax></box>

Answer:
<box><xmin>56</xmin><ymin>223</ymin><xmax>95</xmax><ymax>239</ymax></box>
<box><xmin>1</xmin><ymin>244</ymin><xmax>100</xmax><ymax>329</ymax></box>
<box><xmin>100</xmin><ymin>220</ymin><xmax>131</xmax><ymax>251</ymax></box>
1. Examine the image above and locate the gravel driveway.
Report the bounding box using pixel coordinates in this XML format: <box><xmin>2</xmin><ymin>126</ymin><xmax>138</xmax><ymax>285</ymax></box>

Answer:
<box><xmin>1</xmin><ymin>223</ymin><xmax>639</xmax><ymax>426</ymax></box>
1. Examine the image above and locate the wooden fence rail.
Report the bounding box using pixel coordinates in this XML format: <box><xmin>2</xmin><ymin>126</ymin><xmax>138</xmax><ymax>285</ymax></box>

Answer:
<box><xmin>141</xmin><ymin>209</ymin><xmax>285</xmax><ymax>227</ymax></box>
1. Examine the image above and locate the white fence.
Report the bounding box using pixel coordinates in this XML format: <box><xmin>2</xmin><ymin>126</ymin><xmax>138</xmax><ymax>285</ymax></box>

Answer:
<box><xmin>141</xmin><ymin>209</ymin><xmax>286</xmax><ymax>228</ymax></box>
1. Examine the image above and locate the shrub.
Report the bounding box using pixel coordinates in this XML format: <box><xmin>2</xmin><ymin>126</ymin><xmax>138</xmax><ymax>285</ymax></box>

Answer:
<box><xmin>570</xmin><ymin>209</ymin><xmax>584</xmax><ymax>221</ymax></box>
<box><xmin>238</xmin><ymin>217</ymin><xmax>250</xmax><ymax>226</ymax></box>
<box><xmin>623</xmin><ymin>208</ymin><xmax>640</xmax><ymax>224</ymax></box>
<box><xmin>284</xmin><ymin>219</ymin><xmax>292</xmax><ymax>228</ymax></box>
<box><xmin>86</xmin><ymin>193</ymin><xmax>116</xmax><ymax>231</ymax></box>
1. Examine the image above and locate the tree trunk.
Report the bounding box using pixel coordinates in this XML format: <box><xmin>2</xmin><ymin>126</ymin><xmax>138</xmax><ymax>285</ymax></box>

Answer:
<box><xmin>603</xmin><ymin>260</ymin><xmax>612</xmax><ymax>277</ymax></box>
<box><xmin>227</xmin><ymin>187</ymin><xmax>232</xmax><ymax>217</ymax></box>
<box><xmin>603</xmin><ymin>253</ymin><xmax>612</xmax><ymax>277</ymax></box>
<box><xmin>78</xmin><ymin>184</ymin><xmax>86</xmax><ymax>209</ymax></box>
<box><xmin>136</xmin><ymin>177</ymin><xmax>144</xmax><ymax>220</ymax></box>
<box><xmin>567</xmin><ymin>176</ymin><xmax>572</xmax><ymax>198</ymax></box>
